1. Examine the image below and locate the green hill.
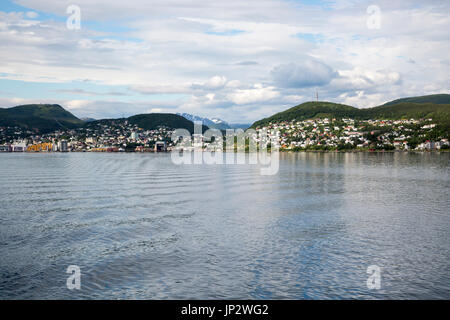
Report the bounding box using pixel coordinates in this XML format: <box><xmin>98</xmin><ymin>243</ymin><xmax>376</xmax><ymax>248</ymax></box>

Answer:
<box><xmin>364</xmin><ymin>102</ymin><xmax>450</xmax><ymax>121</ymax></box>
<box><xmin>251</xmin><ymin>97</ymin><xmax>450</xmax><ymax>128</ymax></box>
<box><xmin>382</xmin><ymin>94</ymin><xmax>450</xmax><ymax>106</ymax></box>
<box><xmin>0</xmin><ymin>104</ymin><xmax>84</xmax><ymax>133</ymax></box>
<box><xmin>251</xmin><ymin>101</ymin><xmax>363</xmax><ymax>128</ymax></box>
<box><xmin>87</xmin><ymin>113</ymin><xmax>208</xmax><ymax>133</ymax></box>
<box><xmin>0</xmin><ymin>105</ymin><xmax>207</xmax><ymax>134</ymax></box>
<box><xmin>127</xmin><ymin>113</ymin><xmax>208</xmax><ymax>133</ymax></box>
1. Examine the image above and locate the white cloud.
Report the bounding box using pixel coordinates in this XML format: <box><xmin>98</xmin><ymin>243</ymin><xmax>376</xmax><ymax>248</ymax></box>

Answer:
<box><xmin>192</xmin><ymin>76</ymin><xmax>228</xmax><ymax>90</ymax></box>
<box><xmin>25</xmin><ymin>11</ymin><xmax>38</xmax><ymax>19</ymax></box>
<box><xmin>271</xmin><ymin>59</ymin><xmax>338</xmax><ymax>88</ymax></box>
<box><xmin>227</xmin><ymin>84</ymin><xmax>280</xmax><ymax>105</ymax></box>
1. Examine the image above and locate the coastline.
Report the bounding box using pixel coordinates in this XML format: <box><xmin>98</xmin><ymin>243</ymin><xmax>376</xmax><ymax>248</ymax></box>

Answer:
<box><xmin>2</xmin><ymin>149</ymin><xmax>448</xmax><ymax>154</ymax></box>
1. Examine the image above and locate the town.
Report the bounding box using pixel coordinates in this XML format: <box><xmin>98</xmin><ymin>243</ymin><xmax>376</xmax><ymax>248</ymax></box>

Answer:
<box><xmin>259</xmin><ymin>117</ymin><xmax>449</xmax><ymax>151</ymax></box>
<box><xmin>0</xmin><ymin>119</ymin><xmax>172</xmax><ymax>152</ymax></box>
<box><xmin>0</xmin><ymin>117</ymin><xmax>448</xmax><ymax>152</ymax></box>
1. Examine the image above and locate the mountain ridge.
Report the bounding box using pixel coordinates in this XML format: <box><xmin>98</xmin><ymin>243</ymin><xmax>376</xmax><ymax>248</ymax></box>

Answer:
<box><xmin>2</xmin><ymin>94</ymin><xmax>449</xmax><ymax>134</ymax></box>
<box><xmin>177</xmin><ymin>112</ymin><xmax>231</xmax><ymax>130</ymax></box>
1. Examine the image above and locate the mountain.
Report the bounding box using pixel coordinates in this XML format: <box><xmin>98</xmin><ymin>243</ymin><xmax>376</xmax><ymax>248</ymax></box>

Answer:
<box><xmin>229</xmin><ymin>123</ymin><xmax>251</xmax><ymax>130</ymax></box>
<box><xmin>251</xmin><ymin>101</ymin><xmax>361</xmax><ymax>128</ymax></box>
<box><xmin>128</xmin><ymin>113</ymin><xmax>208</xmax><ymax>133</ymax></box>
<box><xmin>364</xmin><ymin>102</ymin><xmax>450</xmax><ymax>121</ymax></box>
<box><xmin>80</xmin><ymin>117</ymin><xmax>96</xmax><ymax>122</ymax></box>
<box><xmin>0</xmin><ymin>104</ymin><xmax>84</xmax><ymax>133</ymax></box>
<box><xmin>374</xmin><ymin>94</ymin><xmax>450</xmax><ymax>123</ymax></box>
<box><xmin>0</xmin><ymin>105</ymin><xmax>207</xmax><ymax>134</ymax></box>
<box><xmin>177</xmin><ymin>113</ymin><xmax>231</xmax><ymax>130</ymax></box>
<box><xmin>251</xmin><ymin>97</ymin><xmax>450</xmax><ymax>128</ymax></box>
<box><xmin>87</xmin><ymin>113</ymin><xmax>208</xmax><ymax>134</ymax></box>
<box><xmin>382</xmin><ymin>94</ymin><xmax>450</xmax><ymax>106</ymax></box>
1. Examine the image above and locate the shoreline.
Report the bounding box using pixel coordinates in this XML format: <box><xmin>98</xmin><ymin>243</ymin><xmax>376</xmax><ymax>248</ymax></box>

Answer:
<box><xmin>1</xmin><ymin>149</ymin><xmax>449</xmax><ymax>154</ymax></box>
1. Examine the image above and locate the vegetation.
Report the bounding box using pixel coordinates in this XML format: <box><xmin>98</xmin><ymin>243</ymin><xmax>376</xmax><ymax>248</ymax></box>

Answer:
<box><xmin>1</xmin><ymin>105</ymin><xmax>207</xmax><ymax>135</ymax></box>
<box><xmin>251</xmin><ymin>101</ymin><xmax>362</xmax><ymax>128</ymax></box>
<box><xmin>86</xmin><ymin>113</ymin><xmax>208</xmax><ymax>133</ymax></box>
<box><xmin>382</xmin><ymin>94</ymin><xmax>450</xmax><ymax>106</ymax></box>
<box><xmin>127</xmin><ymin>113</ymin><xmax>208</xmax><ymax>133</ymax></box>
<box><xmin>251</xmin><ymin>94</ymin><xmax>450</xmax><ymax>129</ymax></box>
<box><xmin>0</xmin><ymin>104</ymin><xmax>84</xmax><ymax>133</ymax></box>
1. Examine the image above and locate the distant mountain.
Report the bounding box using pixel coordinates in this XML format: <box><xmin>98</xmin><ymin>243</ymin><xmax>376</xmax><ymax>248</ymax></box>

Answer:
<box><xmin>177</xmin><ymin>113</ymin><xmax>231</xmax><ymax>130</ymax></box>
<box><xmin>0</xmin><ymin>104</ymin><xmax>84</xmax><ymax>133</ymax></box>
<box><xmin>251</xmin><ymin>97</ymin><xmax>450</xmax><ymax>128</ymax></box>
<box><xmin>88</xmin><ymin>113</ymin><xmax>208</xmax><ymax>134</ymax></box>
<box><xmin>382</xmin><ymin>94</ymin><xmax>450</xmax><ymax>106</ymax></box>
<box><xmin>80</xmin><ymin>117</ymin><xmax>96</xmax><ymax>122</ymax></box>
<box><xmin>229</xmin><ymin>123</ymin><xmax>251</xmax><ymax>130</ymax></box>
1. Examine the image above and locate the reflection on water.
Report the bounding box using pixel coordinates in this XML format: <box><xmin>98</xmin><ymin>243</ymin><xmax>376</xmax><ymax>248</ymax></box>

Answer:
<box><xmin>0</xmin><ymin>152</ymin><xmax>449</xmax><ymax>299</ymax></box>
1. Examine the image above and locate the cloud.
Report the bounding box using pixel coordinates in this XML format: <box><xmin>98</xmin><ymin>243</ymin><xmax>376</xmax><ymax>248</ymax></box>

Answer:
<box><xmin>25</xmin><ymin>11</ymin><xmax>38</xmax><ymax>19</ymax></box>
<box><xmin>271</xmin><ymin>59</ymin><xmax>338</xmax><ymax>88</ymax></box>
<box><xmin>331</xmin><ymin>68</ymin><xmax>402</xmax><ymax>91</ymax></box>
<box><xmin>191</xmin><ymin>76</ymin><xmax>228</xmax><ymax>90</ymax></box>
<box><xmin>235</xmin><ymin>61</ymin><xmax>259</xmax><ymax>65</ymax></box>
<box><xmin>56</xmin><ymin>89</ymin><xmax>129</xmax><ymax>96</ymax></box>
<box><xmin>129</xmin><ymin>84</ymin><xmax>191</xmax><ymax>95</ymax></box>
<box><xmin>227</xmin><ymin>84</ymin><xmax>280</xmax><ymax>105</ymax></box>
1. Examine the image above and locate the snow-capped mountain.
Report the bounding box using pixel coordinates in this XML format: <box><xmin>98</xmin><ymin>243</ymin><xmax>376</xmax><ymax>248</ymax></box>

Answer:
<box><xmin>177</xmin><ymin>113</ymin><xmax>231</xmax><ymax>130</ymax></box>
<box><xmin>177</xmin><ymin>113</ymin><xmax>250</xmax><ymax>130</ymax></box>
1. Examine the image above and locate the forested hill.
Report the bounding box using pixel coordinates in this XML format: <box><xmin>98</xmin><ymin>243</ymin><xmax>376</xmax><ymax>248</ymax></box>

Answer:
<box><xmin>0</xmin><ymin>104</ymin><xmax>84</xmax><ymax>133</ymax></box>
<box><xmin>0</xmin><ymin>104</ymin><xmax>206</xmax><ymax>133</ymax></box>
<box><xmin>86</xmin><ymin>113</ymin><xmax>208</xmax><ymax>133</ymax></box>
<box><xmin>382</xmin><ymin>94</ymin><xmax>450</xmax><ymax>106</ymax></box>
<box><xmin>251</xmin><ymin>95</ymin><xmax>450</xmax><ymax>128</ymax></box>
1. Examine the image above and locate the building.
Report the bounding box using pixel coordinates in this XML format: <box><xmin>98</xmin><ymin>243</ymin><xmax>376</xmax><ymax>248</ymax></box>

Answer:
<box><xmin>85</xmin><ymin>137</ymin><xmax>97</xmax><ymax>144</ymax></box>
<box><xmin>58</xmin><ymin>140</ymin><xmax>68</xmax><ymax>152</ymax></box>
<box><xmin>155</xmin><ymin>141</ymin><xmax>167</xmax><ymax>152</ymax></box>
<box><xmin>130</xmin><ymin>132</ymin><xmax>138</xmax><ymax>140</ymax></box>
<box><xmin>0</xmin><ymin>145</ymin><xmax>12</xmax><ymax>152</ymax></box>
<box><xmin>11</xmin><ymin>141</ymin><xmax>27</xmax><ymax>152</ymax></box>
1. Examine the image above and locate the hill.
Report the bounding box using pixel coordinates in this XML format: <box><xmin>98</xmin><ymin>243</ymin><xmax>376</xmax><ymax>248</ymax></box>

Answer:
<box><xmin>80</xmin><ymin>117</ymin><xmax>96</xmax><ymax>122</ymax></box>
<box><xmin>251</xmin><ymin>97</ymin><xmax>450</xmax><ymax>128</ymax></box>
<box><xmin>382</xmin><ymin>94</ymin><xmax>450</xmax><ymax>106</ymax></box>
<box><xmin>0</xmin><ymin>105</ymin><xmax>207</xmax><ymax>134</ymax></box>
<box><xmin>0</xmin><ymin>104</ymin><xmax>84</xmax><ymax>133</ymax></box>
<box><xmin>364</xmin><ymin>102</ymin><xmax>450</xmax><ymax>121</ymax></box>
<box><xmin>128</xmin><ymin>113</ymin><xmax>208</xmax><ymax>133</ymax></box>
<box><xmin>251</xmin><ymin>101</ymin><xmax>363</xmax><ymax>128</ymax></box>
<box><xmin>87</xmin><ymin>113</ymin><xmax>208</xmax><ymax>133</ymax></box>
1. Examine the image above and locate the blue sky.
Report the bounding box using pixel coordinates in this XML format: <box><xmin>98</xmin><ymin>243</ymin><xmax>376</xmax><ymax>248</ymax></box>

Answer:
<box><xmin>0</xmin><ymin>0</ymin><xmax>449</xmax><ymax>122</ymax></box>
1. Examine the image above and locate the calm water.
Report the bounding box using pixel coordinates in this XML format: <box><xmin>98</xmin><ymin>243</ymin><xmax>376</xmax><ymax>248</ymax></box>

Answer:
<box><xmin>0</xmin><ymin>152</ymin><xmax>449</xmax><ymax>299</ymax></box>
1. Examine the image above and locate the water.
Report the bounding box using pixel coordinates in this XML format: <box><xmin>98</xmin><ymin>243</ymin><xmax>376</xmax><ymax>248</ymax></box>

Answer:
<box><xmin>0</xmin><ymin>152</ymin><xmax>449</xmax><ymax>299</ymax></box>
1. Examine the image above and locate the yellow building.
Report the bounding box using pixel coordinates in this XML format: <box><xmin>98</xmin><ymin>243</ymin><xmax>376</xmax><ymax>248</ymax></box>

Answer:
<box><xmin>27</xmin><ymin>143</ymin><xmax>53</xmax><ymax>152</ymax></box>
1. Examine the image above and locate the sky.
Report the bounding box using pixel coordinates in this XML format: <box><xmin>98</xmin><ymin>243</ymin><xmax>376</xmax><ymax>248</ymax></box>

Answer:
<box><xmin>0</xmin><ymin>0</ymin><xmax>449</xmax><ymax>123</ymax></box>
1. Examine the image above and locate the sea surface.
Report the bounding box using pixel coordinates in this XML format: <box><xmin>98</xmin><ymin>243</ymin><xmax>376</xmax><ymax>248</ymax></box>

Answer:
<box><xmin>0</xmin><ymin>152</ymin><xmax>449</xmax><ymax>299</ymax></box>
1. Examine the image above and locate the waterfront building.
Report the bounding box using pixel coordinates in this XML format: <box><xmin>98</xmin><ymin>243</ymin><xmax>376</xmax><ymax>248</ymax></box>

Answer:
<box><xmin>11</xmin><ymin>141</ymin><xmax>27</xmax><ymax>152</ymax></box>
<box><xmin>58</xmin><ymin>140</ymin><xmax>68</xmax><ymax>152</ymax></box>
<box><xmin>155</xmin><ymin>141</ymin><xmax>167</xmax><ymax>152</ymax></box>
